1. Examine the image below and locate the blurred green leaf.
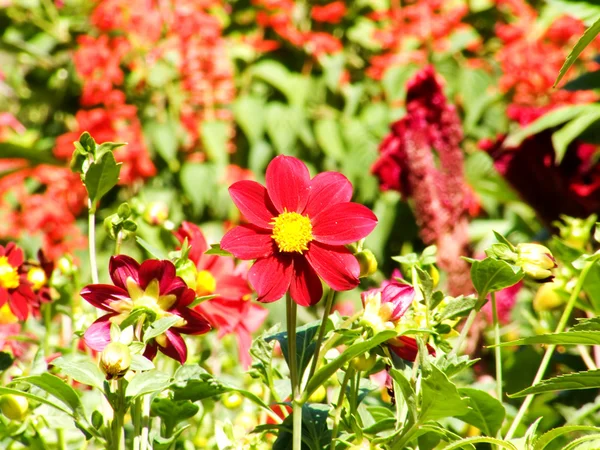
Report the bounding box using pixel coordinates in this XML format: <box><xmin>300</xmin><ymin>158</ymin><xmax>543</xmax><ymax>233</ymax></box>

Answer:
<box><xmin>52</xmin><ymin>356</ymin><xmax>105</xmax><ymax>391</ymax></box>
<box><xmin>533</xmin><ymin>425</ymin><xmax>600</xmax><ymax>450</ymax></box>
<box><xmin>552</xmin><ymin>108</ymin><xmax>600</xmax><ymax>163</ymax></box>
<box><xmin>265</xmin><ymin>103</ymin><xmax>298</xmax><ymax>155</ymax></box>
<box><xmin>498</xmin><ymin>331</ymin><xmax>600</xmax><ymax>347</ymax></box>
<box><xmin>314</xmin><ymin>118</ymin><xmax>345</xmax><ymax>161</ymax></box>
<box><xmin>555</xmin><ymin>15</ymin><xmax>600</xmax><ymax>86</ymax></box>
<box><xmin>151</xmin><ymin>398</ymin><xmax>199</xmax><ymax>433</ymax></box>
<box><xmin>234</xmin><ymin>95</ymin><xmax>265</xmax><ymax>144</ymax></box>
<box><xmin>201</xmin><ymin>120</ymin><xmax>229</xmax><ymax>167</ymax></box>
<box><xmin>17</xmin><ymin>373</ymin><xmax>84</xmax><ymax>416</ymax></box>
<box><xmin>145</xmin><ymin>121</ymin><xmax>178</xmax><ymax>168</ymax></box>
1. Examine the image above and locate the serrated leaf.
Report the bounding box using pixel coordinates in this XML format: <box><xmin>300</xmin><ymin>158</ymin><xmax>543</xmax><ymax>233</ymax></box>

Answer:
<box><xmin>459</xmin><ymin>388</ymin><xmax>505</xmax><ymax>437</ymax></box>
<box><xmin>497</xmin><ymin>331</ymin><xmax>600</xmax><ymax>347</ymax></box>
<box><xmin>126</xmin><ymin>370</ymin><xmax>171</xmax><ymax>399</ymax></box>
<box><xmin>555</xmin><ymin>16</ymin><xmax>600</xmax><ymax>87</ymax></box>
<box><xmin>470</xmin><ymin>258</ymin><xmax>523</xmax><ymax>299</ymax></box>
<box><xmin>573</xmin><ymin>317</ymin><xmax>600</xmax><ymax>331</ymax></box>
<box><xmin>420</xmin><ymin>365</ymin><xmax>470</xmax><ymax>422</ymax></box>
<box><xmin>84</xmin><ymin>151</ymin><xmax>121</xmax><ymax>205</ymax></box>
<box><xmin>533</xmin><ymin>425</ymin><xmax>600</xmax><ymax>450</ymax></box>
<box><xmin>510</xmin><ymin>369</ymin><xmax>600</xmax><ymax>397</ymax></box>
<box><xmin>552</xmin><ymin>107</ymin><xmax>600</xmax><ymax>163</ymax></box>
<box><xmin>52</xmin><ymin>356</ymin><xmax>105</xmax><ymax>391</ymax></box>
<box><xmin>143</xmin><ymin>316</ymin><xmax>183</xmax><ymax>343</ymax></box>
<box><xmin>204</xmin><ymin>243</ymin><xmax>232</xmax><ymax>257</ymax></box>
<box><xmin>439</xmin><ymin>295</ymin><xmax>478</xmax><ymax>320</ymax></box>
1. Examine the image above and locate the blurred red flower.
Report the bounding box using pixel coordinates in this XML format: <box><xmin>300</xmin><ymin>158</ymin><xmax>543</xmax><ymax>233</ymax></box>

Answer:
<box><xmin>311</xmin><ymin>2</ymin><xmax>346</xmax><ymax>24</ymax></box>
<box><xmin>0</xmin><ymin>243</ymin><xmax>36</xmax><ymax>321</ymax></box>
<box><xmin>221</xmin><ymin>155</ymin><xmax>377</xmax><ymax>306</ymax></box>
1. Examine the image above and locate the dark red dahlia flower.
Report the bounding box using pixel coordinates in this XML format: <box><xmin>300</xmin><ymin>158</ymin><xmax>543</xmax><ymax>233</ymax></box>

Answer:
<box><xmin>221</xmin><ymin>155</ymin><xmax>378</xmax><ymax>306</ymax></box>
<box><xmin>0</xmin><ymin>243</ymin><xmax>36</xmax><ymax>321</ymax></box>
<box><xmin>80</xmin><ymin>255</ymin><xmax>210</xmax><ymax>363</ymax></box>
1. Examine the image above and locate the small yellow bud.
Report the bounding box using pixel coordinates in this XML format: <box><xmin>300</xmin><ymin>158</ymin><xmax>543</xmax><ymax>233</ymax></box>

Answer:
<box><xmin>308</xmin><ymin>385</ymin><xmax>327</xmax><ymax>403</ymax></box>
<box><xmin>516</xmin><ymin>243</ymin><xmax>557</xmax><ymax>281</ymax></box>
<box><xmin>0</xmin><ymin>394</ymin><xmax>28</xmax><ymax>421</ymax></box>
<box><xmin>355</xmin><ymin>249</ymin><xmax>378</xmax><ymax>278</ymax></box>
<box><xmin>533</xmin><ymin>280</ymin><xmax>565</xmax><ymax>312</ymax></box>
<box><xmin>143</xmin><ymin>202</ymin><xmax>169</xmax><ymax>226</ymax></box>
<box><xmin>351</xmin><ymin>352</ymin><xmax>377</xmax><ymax>372</ymax></box>
<box><xmin>222</xmin><ymin>392</ymin><xmax>243</xmax><ymax>409</ymax></box>
<box><xmin>99</xmin><ymin>342</ymin><xmax>131</xmax><ymax>380</ymax></box>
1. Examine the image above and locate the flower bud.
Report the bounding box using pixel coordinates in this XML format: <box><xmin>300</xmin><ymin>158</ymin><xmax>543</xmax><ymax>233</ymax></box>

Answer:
<box><xmin>308</xmin><ymin>385</ymin><xmax>327</xmax><ymax>403</ymax></box>
<box><xmin>351</xmin><ymin>352</ymin><xmax>377</xmax><ymax>372</ymax></box>
<box><xmin>27</xmin><ymin>267</ymin><xmax>47</xmax><ymax>291</ymax></box>
<box><xmin>355</xmin><ymin>249</ymin><xmax>378</xmax><ymax>278</ymax></box>
<box><xmin>516</xmin><ymin>243</ymin><xmax>557</xmax><ymax>282</ymax></box>
<box><xmin>0</xmin><ymin>394</ymin><xmax>28</xmax><ymax>421</ymax></box>
<box><xmin>99</xmin><ymin>342</ymin><xmax>131</xmax><ymax>380</ymax></box>
<box><xmin>533</xmin><ymin>280</ymin><xmax>565</xmax><ymax>312</ymax></box>
<box><xmin>222</xmin><ymin>392</ymin><xmax>243</xmax><ymax>409</ymax></box>
<box><xmin>143</xmin><ymin>201</ymin><xmax>169</xmax><ymax>226</ymax></box>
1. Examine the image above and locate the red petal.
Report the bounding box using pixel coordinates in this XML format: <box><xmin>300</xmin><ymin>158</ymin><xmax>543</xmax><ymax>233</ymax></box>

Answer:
<box><xmin>174</xmin><ymin>307</ymin><xmax>212</xmax><ymax>335</ymax></box>
<box><xmin>160</xmin><ymin>329</ymin><xmax>188</xmax><ymax>364</ymax></box>
<box><xmin>84</xmin><ymin>314</ymin><xmax>115</xmax><ymax>351</ymax></box>
<box><xmin>221</xmin><ymin>225</ymin><xmax>274</xmax><ymax>260</ymax></box>
<box><xmin>229</xmin><ymin>180</ymin><xmax>278</xmax><ymax>229</ymax></box>
<box><xmin>244</xmin><ymin>303</ymin><xmax>270</xmax><ymax>333</ymax></box>
<box><xmin>80</xmin><ymin>284</ymin><xmax>130</xmax><ymax>312</ymax></box>
<box><xmin>8</xmin><ymin>290</ymin><xmax>29</xmax><ymax>321</ymax></box>
<box><xmin>266</xmin><ymin>155</ymin><xmax>310</xmax><ymax>213</ymax></box>
<box><xmin>303</xmin><ymin>172</ymin><xmax>352</xmax><ymax>218</ymax></box>
<box><xmin>312</xmin><ymin>202</ymin><xmax>378</xmax><ymax>245</ymax></box>
<box><xmin>109</xmin><ymin>255</ymin><xmax>141</xmax><ymax>289</ymax></box>
<box><xmin>138</xmin><ymin>260</ymin><xmax>181</xmax><ymax>294</ymax></box>
<box><xmin>235</xmin><ymin>329</ymin><xmax>253</xmax><ymax>369</ymax></box>
<box><xmin>305</xmin><ymin>242</ymin><xmax>359</xmax><ymax>291</ymax></box>
<box><xmin>248</xmin><ymin>255</ymin><xmax>293</xmax><ymax>303</ymax></box>
<box><xmin>175</xmin><ymin>222</ymin><xmax>208</xmax><ymax>264</ymax></box>
<box><xmin>0</xmin><ymin>288</ymin><xmax>7</xmax><ymax>307</ymax></box>
<box><xmin>289</xmin><ymin>255</ymin><xmax>323</xmax><ymax>306</ymax></box>
<box><xmin>6</xmin><ymin>244</ymin><xmax>23</xmax><ymax>267</ymax></box>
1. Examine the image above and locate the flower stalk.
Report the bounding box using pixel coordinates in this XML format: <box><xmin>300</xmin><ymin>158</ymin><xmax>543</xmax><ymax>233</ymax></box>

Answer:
<box><xmin>491</xmin><ymin>292</ymin><xmax>503</xmax><ymax>403</ymax></box>
<box><xmin>286</xmin><ymin>292</ymin><xmax>302</xmax><ymax>450</ymax></box>
<box><xmin>88</xmin><ymin>199</ymin><xmax>99</xmax><ymax>285</ymax></box>
<box><xmin>307</xmin><ymin>288</ymin><xmax>335</xmax><ymax>381</ymax></box>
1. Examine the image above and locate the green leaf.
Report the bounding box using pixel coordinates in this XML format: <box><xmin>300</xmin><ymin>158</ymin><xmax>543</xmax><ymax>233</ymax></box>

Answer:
<box><xmin>573</xmin><ymin>317</ymin><xmax>600</xmax><ymax>331</ymax></box>
<box><xmin>314</xmin><ymin>118</ymin><xmax>345</xmax><ymax>161</ymax></box>
<box><xmin>497</xmin><ymin>331</ymin><xmax>600</xmax><ymax>347</ymax></box>
<box><xmin>136</xmin><ymin>237</ymin><xmax>168</xmax><ymax>260</ymax></box>
<box><xmin>266</xmin><ymin>321</ymin><xmax>320</xmax><ymax>381</ymax></box>
<box><xmin>84</xmin><ymin>151</ymin><xmax>121</xmax><ymax>205</ymax></box>
<box><xmin>234</xmin><ymin>95</ymin><xmax>265</xmax><ymax>144</ymax></box>
<box><xmin>95</xmin><ymin>142</ymin><xmax>126</xmax><ymax>160</ymax></box>
<box><xmin>265</xmin><ymin>103</ymin><xmax>298</xmax><ymax>155</ymax></box>
<box><xmin>533</xmin><ymin>425</ymin><xmax>600</xmax><ymax>450</ymax></box>
<box><xmin>504</xmin><ymin>104</ymin><xmax>592</xmax><ymax>147</ymax></box>
<box><xmin>389</xmin><ymin>368</ymin><xmax>417</xmax><ymax>414</ymax></box>
<box><xmin>0</xmin><ymin>386</ymin><xmax>73</xmax><ymax>418</ymax></box>
<box><xmin>552</xmin><ymin>107</ymin><xmax>600</xmax><ymax>163</ymax></box>
<box><xmin>458</xmin><ymin>388</ymin><xmax>505</xmax><ymax>437</ymax></box>
<box><xmin>145</xmin><ymin>120</ymin><xmax>178</xmax><ymax>167</ymax></box>
<box><xmin>17</xmin><ymin>373</ymin><xmax>83</xmax><ymax>415</ymax></box>
<box><xmin>470</xmin><ymin>258</ymin><xmax>523</xmax><ymax>299</ymax></box>
<box><xmin>420</xmin><ymin>365</ymin><xmax>470</xmax><ymax>422</ymax></box>
<box><xmin>52</xmin><ymin>356</ymin><xmax>105</xmax><ymax>391</ymax></box>
<box><xmin>204</xmin><ymin>243</ymin><xmax>232</xmax><ymax>257</ymax></box>
<box><xmin>150</xmin><ymin>398</ymin><xmax>199</xmax><ymax>433</ymax></box>
<box><xmin>179</xmin><ymin>162</ymin><xmax>217</xmax><ymax>216</ymax></box>
<box><xmin>302</xmin><ymin>330</ymin><xmax>397</xmax><ymax>402</ymax></box>
<box><xmin>125</xmin><ymin>370</ymin><xmax>171</xmax><ymax>399</ymax></box>
<box><xmin>143</xmin><ymin>316</ymin><xmax>183</xmax><ymax>343</ymax></box>
<box><xmin>273</xmin><ymin>404</ymin><xmax>331</xmax><ymax>450</ymax></box>
<box><xmin>201</xmin><ymin>120</ymin><xmax>229</xmax><ymax>167</ymax></box>
<box><xmin>79</xmin><ymin>132</ymin><xmax>96</xmax><ymax>154</ymax></box>
<box><xmin>439</xmin><ymin>295</ymin><xmax>478</xmax><ymax>320</ymax></box>
<box><xmin>510</xmin><ymin>369</ymin><xmax>600</xmax><ymax>397</ymax></box>
<box><xmin>441</xmin><ymin>437</ymin><xmax>517</xmax><ymax>450</ymax></box>
<box><xmin>555</xmin><ymin>16</ymin><xmax>600</xmax><ymax>87</ymax></box>
<box><xmin>564</xmin><ymin>69</ymin><xmax>600</xmax><ymax>91</ymax></box>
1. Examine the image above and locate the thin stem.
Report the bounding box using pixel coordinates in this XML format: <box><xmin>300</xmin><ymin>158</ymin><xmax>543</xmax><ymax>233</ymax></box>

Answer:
<box><xmin>141</xmin><ymin>394</ymin><xmax>151</xmax><ymax>450</ymax></box>
<box><xmin>88</xmin><ymin>200</ymin><xmax>99</xmax><ymax>285</ymax></box>
<box><xmin>331</xmin><ymin>367</ymin><xmax>353</xmax><ymax>442</ymax></box>
<box><xmin>115</xmin><ymin>230</ymin><xmax>123</xmax><ymax>255</ymax></box>
<box><xmin>491</xmin><ymin>292</ymin><xmax>503</xmax><ymax>403</ymax></box>
<box><xmin>578</xmin><ymin>345</ymin><xmax>597</xmax><ymax>371</ymax></box>
<box><xmin>111</xmin><ymin>379</ymin><xmax>126</xmax><ymax>450</ymax></box>
<box><xmin>133</xmin><ymin>397</ymin><xmax>142</xmax><ymax>450</ymax></box>
<box><xmin>307</xmin><ymin>289</ymin><xmax>335</xmax><ymax>381</ymax></box>
<box><xmin>505</xmin><ymin>261</ymin><xmax>596</xmax><ymax>440</ymax></box>
<box><xmin>286</xmin><ymin>292</ymin><xmax>301</xmax><ymax>450</ymax></box>
<box><xmin>57</xmin><ymin>428</ymin><xmax>66</xmax><ymax>450</ymax></box>
<box><xmin>450</xmin><ymin>308</ymin><xmax>478</xmax><ymax>356</ymax></box>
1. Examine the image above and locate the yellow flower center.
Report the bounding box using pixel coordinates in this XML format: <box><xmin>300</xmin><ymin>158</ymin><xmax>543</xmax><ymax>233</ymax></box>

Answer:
<box><xmin>0</xmin><ymin>257</ymin><xmax>19</xmax><ymax>290</ymax></box>
<box><xmin>27</xmin><ymin>267</ymin><xmax>47</xmax><ymax>291</ymax></box>
<box><xmin>271</xmin><ymin>211</ymin><xmax>313</xmax><ymax>253</ymax></box>
<box><xmin>196</xmin><ymin>270</ymin><xmax>216</xmax><ymax>296</ymax></box>
<box><xmin>0</xmin><ymin>303</ymin><xmax>17</xmax><ymax>325</ymax></box>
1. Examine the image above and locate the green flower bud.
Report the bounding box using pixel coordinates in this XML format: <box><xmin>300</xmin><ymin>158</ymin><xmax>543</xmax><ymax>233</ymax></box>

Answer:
<box><xmin>100</xmin><ymin>342</ymin><xmax>132</xmax><ymax>380</ymax></box>
<box><xmin>350</xmin><ymin>352</ymin><xmax>377</xmax><ymax>372</ymax></box>
<box><xmin>143</xmin><ymin>201</ymin><xmax>169</xmax><ymax>226</ymax></box>
<box><xmin>533</xmin><ymin>280</ymin><xmax>565</xmax><ymax>312</ymax></box>
<box><xmin>516</xmin><ymin>243</ymin><xmax>557</xmax><ymax>281</ymax></box>
<box><xmin>355</xmin><ymin>249</ymin><xmax>378</xmax><ymax>278</ymax></box>
<box><xmin>0</xmin><ymin>394</ymin><xmax>28</xmax><ymax>421</ymax></box>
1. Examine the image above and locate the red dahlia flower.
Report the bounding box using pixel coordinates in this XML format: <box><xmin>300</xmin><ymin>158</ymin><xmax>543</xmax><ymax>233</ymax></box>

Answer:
<box><xmin>221</xmin><ymin>155</ymin><xmax>377</xmax><ymax>306</ymax></box>
<box><xmin>175</xmin><ymin>222</ymin><xmax>268</xmax><ymax>368</ymax></box>
<box><xmin>81</xmin><ymin>255</ymin><xmax>210</xmax><ymax>363</ymax></box>
<box><xmin>0</xmin><ymin>243</ymin><xmax>35</xmax><ymax>321</ymax></box>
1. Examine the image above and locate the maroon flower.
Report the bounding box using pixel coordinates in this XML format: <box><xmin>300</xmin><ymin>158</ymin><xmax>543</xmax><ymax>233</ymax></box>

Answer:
<box><xmin>221</xmin><ymin>155</ymin><xmax>377</xmax><ymax>306</ymax></box>
<box><xmin>80</xmin><ymin>255</ymin><xmax>211</xmax><ymax>363</ymax></box>
<box><xmin>0</xmin><ymin>243</ymin><xmax>36</xmax><ymax>321</ymax></box>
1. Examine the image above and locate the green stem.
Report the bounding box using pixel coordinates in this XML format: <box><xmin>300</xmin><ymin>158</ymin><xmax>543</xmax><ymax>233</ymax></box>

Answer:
<box><xmin>450</xmin><ymin>308</ymin><xmax>478</xmax><ymax>356</ymax></box>
<box><xmin>307</xmin><ymin>289</ymin><xmax>335</xmax><ymax>381</ymax></box>
<box><xmin>505</xmin><ymin>261</ymin><xmax>596</xmax><ymax>440</ymax></box>
<box><xmin>491</xmin><ymin>292</ymin><xmax>503</xmax><ymax>403</ymax></box>
<box><xmin>141</xmin><ymin>394</ymin><xmax>151</xmax><ymax>450</ymax></box>
<box><xmin>57</xmin><ymin>428</ymin><xmax>66</xmax><ymax>450</ymax></box>
<box><xmin>133</xmin><ymin>397</ymin><xmax>142</xmax><ymax>450</ymax></box>
<box><xmin>331</xmin><ymin>367</ymin><xmax>353</xmax><ymax>442</ymax></box>
<box><xmin>43</xmin><ymin>303</ymin><xmax>51</xmax><ymax>357</ymax></box>
<box><xmin>110</xmin><ymin>379</ymin><xmax>126</xmax><ymax>450</ymax></box>
<box><xmin>286</xmin><ymin>292</ymin><xmax>301</xmax><ymax>450</ymax></box>
<box><xmin>115</xmin><ymin>231</ymin><xmax>123</xmax><ymax>255</ymax></box>
<box><xmin>88</xmin><ymin>200</ymin><xmax>99</xmax><ymax>285</ymax></box>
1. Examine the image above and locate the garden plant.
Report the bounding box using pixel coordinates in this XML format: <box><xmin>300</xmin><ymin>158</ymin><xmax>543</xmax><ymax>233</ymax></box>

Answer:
<box><xmin>3</xmin><ymin>0</ymin><xmax>600</xmax><ymax>449</ymax></box>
